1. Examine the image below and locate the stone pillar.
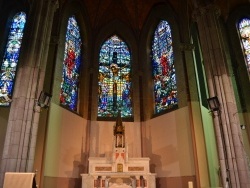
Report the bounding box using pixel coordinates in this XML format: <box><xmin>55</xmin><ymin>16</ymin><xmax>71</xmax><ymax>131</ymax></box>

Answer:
<box><xmin>193</xmin><ymin>4</ymin><xmax>250</xmax><ymax>188</ymax></box>
<box><xmin>135</xmin><ymin>176</ymin><xmax>140</xmax><ymax>188</ymax></box>
<box><xmin>146</xmin><ymin>174</ymin><xmax>156</xmax><ymax>188</ymax></box>
<box><xmin>101</xmin><ymin>176</ymin><xmax>105</xmax><ymax>187</ymax></box>
<box><xmin>94</xmin><ymin>176</ymin><xmax>102</xmax><ymax>188</ymax></box>
<box><xmin>180</xmin><ymin>41</ymin><xmax>211</xmax><ymax>188</ymax></box>
<box><xmin>130</xmin><ymin>176</ymin><xmax>136</xmax><ymax>188</ymax></box>
<box><xmin>104</xmin><ymin>176</ymin><xmax>110</xmax><ymax>188</ymax></box>
<box><xmin>81</xmin><ymin>174</ymin><xmax>95</xmax><ymax>188</ymax></box>
<box><xmin>140</xmin><ymin>176</ymin><xmax>145</xmax><ymax>188</ymax></box>
<box><xmin>0</xmin><ymin>0</ymin><xmax>58</xmax><ymax>188</ymax></box>
<box><xmin>25</xmin><ymin>0</ymin><xmax>59</xmax><ymax>173</ymax></box>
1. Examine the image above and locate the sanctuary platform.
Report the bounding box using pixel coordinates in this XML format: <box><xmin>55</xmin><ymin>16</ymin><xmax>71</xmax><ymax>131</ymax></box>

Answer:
<box><xmin>81</xmin><ymin>112</ymin><xmax>156</xmax><ymax>188</ymax></box>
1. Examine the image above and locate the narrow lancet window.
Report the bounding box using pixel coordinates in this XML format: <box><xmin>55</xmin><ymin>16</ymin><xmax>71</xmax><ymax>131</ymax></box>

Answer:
<box><xmin>0</xmin><ymin>12</ymin><xmax>27</xmax><ymax>106</ymax></box>
<box><xmin>238</xmin><ymin>18</ymin><xmax>250</xmax><ymax>75</ymax></box>
<box><xmin>151</xmin><ymin>20</ymin><xmax>177</xmax><ymax>114</ymax></box>
<box><xmin>60</xmin><ymin>16</ymin><xmax>82</xmax><ymax>112</ymax></box>
<box><xmin>98</xmin><ymin>35</ymin><xmax>132</xmax><ymax>118</ymax></box>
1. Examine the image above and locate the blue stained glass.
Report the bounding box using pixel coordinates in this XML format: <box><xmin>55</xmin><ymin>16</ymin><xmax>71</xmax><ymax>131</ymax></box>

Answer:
<box><xmin>98</xmin><ymin>35</ymin><xmax>132</xmax><ymax>118</ymax></box>
<box><xmin>238</xmin><ymin>18</ymin><xmax>250</xmax><ymax>74</ymax></box>
<box><xmin>151</xmin><ymin>20</ymin><xmax>177</xmax><ymax>114</ymax></box>
<box><xmin>60</xmin><ymin>16</ymin><xmax>82</xmax><ymax>111</ymax></box>
<box><xmin>0</xmin><ymin>12</ymin><xmax>26</xmax><ymax>106</ymax></box>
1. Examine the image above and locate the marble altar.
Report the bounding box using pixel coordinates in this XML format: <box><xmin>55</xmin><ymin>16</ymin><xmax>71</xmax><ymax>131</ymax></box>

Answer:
<box><xmin>81</xmin><ymin>112</ymin><xmax>156</xmax><ymax>188</ymax></box>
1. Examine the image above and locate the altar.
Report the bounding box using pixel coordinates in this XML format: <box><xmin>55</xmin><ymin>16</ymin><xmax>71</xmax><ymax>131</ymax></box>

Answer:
<box><xmin>81</xmin><ymin>112</ymin><xmax>156</xmax><ymax>188</ymax></box>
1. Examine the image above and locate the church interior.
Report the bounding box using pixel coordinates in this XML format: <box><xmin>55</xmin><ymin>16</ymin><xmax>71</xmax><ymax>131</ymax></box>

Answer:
<box><xmin>0</xmin><ymin>0</ymin><xmax>250</xmax><ymax>187</ymax></box>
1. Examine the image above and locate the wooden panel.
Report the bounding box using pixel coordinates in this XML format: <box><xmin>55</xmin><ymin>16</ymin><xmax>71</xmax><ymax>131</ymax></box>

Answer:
<box><xmin>156</xmin><ymin>176</ymin><xmax>196</xmax><ymax>188</ymax></box>
<box><xmin>95</xmin><ymin>166</ymin><xmax>112</xmax><ymax>171</ymax></box>
<box><xmin>128</xmin><ymin>166</ymin><xmax>144</xmax><ymax>171</ymax></box>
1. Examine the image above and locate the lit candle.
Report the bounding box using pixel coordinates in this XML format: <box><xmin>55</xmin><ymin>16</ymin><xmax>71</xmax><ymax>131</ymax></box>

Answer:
<box><xmin>188</xmin><ymin>181</ymin><xmax>193</xmax><ymax>188</ymax></box>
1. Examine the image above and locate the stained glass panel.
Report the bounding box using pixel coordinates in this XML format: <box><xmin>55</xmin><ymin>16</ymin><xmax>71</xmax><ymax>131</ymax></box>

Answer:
<box><xmin>60</xmin><ymin>16</ymin><xmax>82</xmax><ymax>111</ymax></box>
<box><xmin>98</xmin><ymin>35</ymin><xmax>132</xmax><ymax>118</ymax></box>
<box><xmin>151</xmin><ymin>20</ymin><xmax>177</xmax><ymax>114</ymax></box>
<box><xmin>238</xmin><ymin>18</ymin><xmax>250</xmax><ymax>74</ymax></box>
<box><xmin>0</xmin><ymin>12</ymin><xmax>26</xmax><ymax>106</ymax></box>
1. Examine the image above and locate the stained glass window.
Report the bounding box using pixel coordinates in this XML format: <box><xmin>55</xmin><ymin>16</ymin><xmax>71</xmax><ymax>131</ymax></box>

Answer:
<box><xmin>151</xmin><ymin>20</ymin><xmax>177</xmax><ymax>114</ymax></box>
<box><xmin>238</xmin><ymin>18</ymin><xmax>250</xmax><ymax>74</ymax></box>
<box><xmin>60</xmin><ymin>16</ymin><xmax>82</xmax><ymax>111</ymax></box>
<box><xmin>98</xmin><ymin>35</ymin><xmax>132</xmax><ymax>118</ymax></box>
<box><xmin>0</xmin><ymin>12</ymin><xmax>26</xmax><ymax>106</ymax></box>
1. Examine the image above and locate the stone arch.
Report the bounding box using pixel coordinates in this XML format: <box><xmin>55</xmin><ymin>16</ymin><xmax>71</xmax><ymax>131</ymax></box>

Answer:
<box><xmin>140</xmin><ymin>3</ymin><xmax>183</xmax><ymax>120</ymax></box>
<box><xmin>52</xmin><ymin>0</ymin><xmax>91</xmax><ymax>116</ymax></box>
<box><xmin>91</xmin><ymin>19</ymin><xmax>139</xmax><ymax>121</ymax></box>
<box><xmin>227</xmin><ymin>4</ymin><xmax>250</xmax><ymax>113</ymax></box>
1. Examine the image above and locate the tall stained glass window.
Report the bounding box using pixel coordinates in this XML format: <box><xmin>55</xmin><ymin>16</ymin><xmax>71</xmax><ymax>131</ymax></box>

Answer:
<box><xmin>151</xmin><ymin>20</ymin><xmax>177</xmax><ymax>114</ymax></box>
<box><xmin>238</xmin><ymin>18</ymin><xmax>250</xmax><ymax>74</ymax></box>
<box><xmin>60</xmin><ymin>16</ymin><xmax>82</xmax><ymax>111</ymax></box>
<box><xmin>98</xmin><ymin>35</ymin><xmax>132</xmax><ymax>118</ymax></box>
<box><xmin>0</xmin><ymin>12</ymin><xmax>26</xmax><ymax>106</ymax></box>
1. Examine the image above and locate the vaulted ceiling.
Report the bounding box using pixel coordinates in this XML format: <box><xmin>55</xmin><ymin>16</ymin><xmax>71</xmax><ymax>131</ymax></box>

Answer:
<box><xmin>56</xmin><ymin>0</ymin><xmax>247</xmax><ymax>34</ymax></box>
<box><xmin>81</xmin><ymin>0</ymin><xmax>182</xmax><ymax>30</ymax></box>
<box><xmin>58</xmin><ymin>0</ymin><xmax>193</xmax><ymax>32</ymax></box>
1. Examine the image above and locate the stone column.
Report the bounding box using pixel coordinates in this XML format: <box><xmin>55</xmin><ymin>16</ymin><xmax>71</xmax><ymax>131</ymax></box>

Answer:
<box><xmin>0</xmin><ymin>0</ymin><xmax>58</xmax><ymax>187</ymax></box>
<box><xmin>25</xmin><ymin>0</ymin><xmax>59</xmax><ymax>173</ymax></box>
<box><xmin>146</xmin><ymin>174</ymin><xmax>156</xmax><ymax>188</ymax></box>
<box><xmin>193</xmin><ymin>4</ymin><xmax>250</xmax><ymax>188</ymax></box>
<box><xmin>130</xmin><ymin>176</ymin><xmax>136</xmax><ymax>188</ymax></box>
<box><xmin>94</xmin><ymin>176</ymin><xmax>102</xmax><ymax>188</ymax></box>
<box><xmin>81</xmin><ymin>174</ymin><xmax>92</xmax><ymax>188</ymax></box>
<box><xmin>104</xmin><ymin>176</ymin><xmax>110</xmax><ymax>188</ymax></box>
<box><xmin>135</xmin><ymin>175</ymin><xmax>140</xmax><ymax>188</ymax></box>
<box><xmin>179</xmin><ymin>43</ymin><xmax>207</xmax><ymax>188</ymax></box>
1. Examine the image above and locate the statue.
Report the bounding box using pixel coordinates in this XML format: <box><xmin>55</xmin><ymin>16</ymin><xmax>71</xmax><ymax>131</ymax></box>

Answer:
<box><xmin>113</xmin><ymin>110</ymin><xmax>125</xmax><ymax>148</ymax></box>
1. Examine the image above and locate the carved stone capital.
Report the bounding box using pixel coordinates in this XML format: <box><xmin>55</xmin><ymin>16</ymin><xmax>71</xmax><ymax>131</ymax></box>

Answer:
<box><xmin>192</xmin><ymin>6</ymin><xmax>206</xmax><ymax>21</ymax></box>
<box><xmin>192</xmin><ymin>4</ymin><xmax>221</xmax><ymax>21</ymax></box>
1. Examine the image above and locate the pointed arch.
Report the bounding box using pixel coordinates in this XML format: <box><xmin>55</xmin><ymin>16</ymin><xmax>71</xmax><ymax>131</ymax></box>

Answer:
<box><xmin>151</xmin><ymin>20</ymin><xmax>177</xmax><ymax>114</ymax></box>
<box><xmin>60</xmin><ymin>15</ymin><xmax>82</xmax><ymax>112</ymax></box>
<box><xmin>98</xmin><ymin>35</ymin><xmax>132</xmax><ymax>118</ymax></box>
<box><xmin>227</xmin><ymin>5</ymin><xmax>250</xmax><ymax>115</ymax></box>
<box><xmin>238</xmin><ymin>17</ymin><xmax>250</xmax><ymax>74</ymax></box>
<box><xmin>0</xmin><ymin>12</ymin><xmax>26</xmax><ymax>106</ymax></box>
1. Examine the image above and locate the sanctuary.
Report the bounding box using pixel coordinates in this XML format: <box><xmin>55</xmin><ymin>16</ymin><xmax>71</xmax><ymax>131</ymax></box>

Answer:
<box><xmin>81</xmin><ymin>112</ymin><xmax>156</xmax><ymax>188</ymax></box>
